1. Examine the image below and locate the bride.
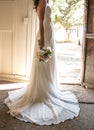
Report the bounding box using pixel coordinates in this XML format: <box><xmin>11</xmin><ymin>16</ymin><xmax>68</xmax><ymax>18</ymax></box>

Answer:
<box><xmin>5</xmin><ymin>0</ymin><xmax>80</xmax><ymax>125</ymax></box>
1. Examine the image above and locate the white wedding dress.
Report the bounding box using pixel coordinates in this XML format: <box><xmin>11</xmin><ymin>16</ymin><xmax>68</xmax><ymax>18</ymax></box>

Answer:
<box><xmin>4</xmin><ymin>3</ymin><xmax>80</xmax><ymax>125</ymax></box>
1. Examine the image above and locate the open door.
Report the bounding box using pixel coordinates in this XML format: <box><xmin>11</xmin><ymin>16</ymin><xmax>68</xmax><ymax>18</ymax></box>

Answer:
<box><xmin>0</xmin><ymin>0</ymin><xmax>37</xmax><ymax>81</ymax></box>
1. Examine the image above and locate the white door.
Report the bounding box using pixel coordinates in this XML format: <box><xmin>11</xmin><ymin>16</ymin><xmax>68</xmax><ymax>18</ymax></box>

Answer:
<box><xmin>0</xmin><ymin>0</ymin><xmax>37</xmax><ymax>81</ymax></box>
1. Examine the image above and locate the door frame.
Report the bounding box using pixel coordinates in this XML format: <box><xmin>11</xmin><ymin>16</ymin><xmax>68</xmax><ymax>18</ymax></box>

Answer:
<box><xmin>81</xmin><ymin>0</ymin><xmax>87</xmax><ymax>86</ymax></box>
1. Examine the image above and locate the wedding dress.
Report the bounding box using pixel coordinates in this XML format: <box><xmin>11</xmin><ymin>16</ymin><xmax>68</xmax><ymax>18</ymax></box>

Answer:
<box><xmin>4</xmin><ymin>3</ymin><xmax>80</xmax><ymax>125</ymax></box>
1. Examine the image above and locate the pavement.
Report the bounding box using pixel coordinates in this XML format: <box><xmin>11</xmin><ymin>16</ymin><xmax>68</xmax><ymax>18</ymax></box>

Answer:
<box><xmin>56</xmin><ymin>43</ymin><xmax>82</xmax><ymax>84</ymax></box>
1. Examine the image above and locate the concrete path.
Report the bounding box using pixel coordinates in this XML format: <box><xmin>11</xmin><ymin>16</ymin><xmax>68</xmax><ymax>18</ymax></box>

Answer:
<box><xmin>56</xmin><ymin>43</ymin><xmax>82</xmax><ymax>84</ymax></box>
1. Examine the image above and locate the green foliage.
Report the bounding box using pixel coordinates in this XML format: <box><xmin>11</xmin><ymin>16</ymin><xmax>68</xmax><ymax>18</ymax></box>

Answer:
<box><xmin>51</xmin><ymin>0</ymin><xmax>84</xmax><ymax>29</ymax></box>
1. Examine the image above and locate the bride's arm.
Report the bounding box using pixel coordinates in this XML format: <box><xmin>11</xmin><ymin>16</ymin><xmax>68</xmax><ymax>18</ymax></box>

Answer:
<box><xmin>37</xmin><ymin>0</ymin><xmax>46</xmax><ymax>49</ymax></box>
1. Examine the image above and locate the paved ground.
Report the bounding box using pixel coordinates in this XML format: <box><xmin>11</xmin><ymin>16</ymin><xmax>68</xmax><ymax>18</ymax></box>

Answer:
<box><xmin>56</xmin><ymin>43</ymin><xmax>82</xmax><ymax>84</ymax></box>
<box><xmin>0</xmin><ymin>89</ymin><xmax>94</xmax><ymax>130</ymax></box>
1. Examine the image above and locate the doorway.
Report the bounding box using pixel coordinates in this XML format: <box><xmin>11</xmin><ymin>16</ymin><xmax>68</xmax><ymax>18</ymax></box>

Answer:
<box><xmin>51</xmin><ymin>0</ymin><xmax>84</xmax><ymax>85</ymax></box>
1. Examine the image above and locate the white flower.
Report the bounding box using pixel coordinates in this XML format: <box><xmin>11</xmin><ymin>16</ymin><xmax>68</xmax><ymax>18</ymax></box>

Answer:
<box><xmin>36</xmin><ymin>46</ymin><xmax>53</xmax><ymax>62</ymax></box>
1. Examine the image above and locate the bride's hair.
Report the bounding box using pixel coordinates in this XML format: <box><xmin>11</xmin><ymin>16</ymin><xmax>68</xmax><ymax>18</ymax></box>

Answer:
<box><xmin>33</xmin><ymin>0</ymin><xmax>49</xmax><ymax>9</ymax></box>
<box><xmin>33</xmin><ymin>0</ymin><xmax>39</xmax><ymax>9</ymax></box>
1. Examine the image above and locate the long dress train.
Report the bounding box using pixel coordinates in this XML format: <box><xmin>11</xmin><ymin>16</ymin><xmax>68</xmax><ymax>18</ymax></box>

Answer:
<box><xmin>4</xmin><ymin>3</ymin><xmax>80</xmax><ymax>125</ymax></box>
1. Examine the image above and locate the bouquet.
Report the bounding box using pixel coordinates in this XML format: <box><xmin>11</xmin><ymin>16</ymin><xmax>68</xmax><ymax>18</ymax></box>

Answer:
<box><xmin>36</xmin><ymin>46</ymin><xmax>53</xmax><ymax>62</ymax></box>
